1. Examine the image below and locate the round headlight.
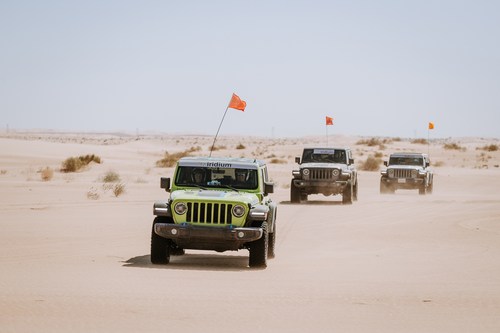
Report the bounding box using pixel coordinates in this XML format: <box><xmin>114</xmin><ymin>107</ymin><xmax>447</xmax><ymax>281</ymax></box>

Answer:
<box><xmin>411</xmin><ymin>170</ymin><xmax>418</xmax><ymax>178</ymax></box>
<box><xmin>332</xmin><ymin>169</ymin><xmax>340</xmax><ymax>177</ymax></box>
<box><xmin>388</xmin><ymin>169</ymin><xmax>394</xmax><ymax>178</ymax></box>
<box><xmin>302</xmin><ymin>169</ymin><xmax>310</xmax><ymax>176</ymax></box>
<box><xmin>174</xmin><ymin>202</ymin><xmax>187</xmax><ymax>215</ymax></box>
<box><xmin>232</xmin><ymin>205</ymin><xmax>245</xmax><ymax>218</ymax></box>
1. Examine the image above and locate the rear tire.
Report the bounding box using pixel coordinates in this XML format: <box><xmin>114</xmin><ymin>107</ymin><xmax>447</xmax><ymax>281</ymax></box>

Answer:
<box><xmin>268</xmin><ymin>229</ymin><xmax>276</xmax><ymax>259</ymax></box>
<box><xmin>151</xmin><ymin>216</ymin><xmax>171</xmax><ymax>264</ymax></box>
<box><xmin>427</xmin><ymin>179</ymin><xmax>433</xmax><ymax>194</ymax></box>
<box><xmin>249</xmin><ymin>222</ymin><xmax>268</xmax><ymax>268</ymax></box>
<box><xmin>353</xmin><ymin>180</ymin><xmax>358</xmax><ymax>201</ymax></box>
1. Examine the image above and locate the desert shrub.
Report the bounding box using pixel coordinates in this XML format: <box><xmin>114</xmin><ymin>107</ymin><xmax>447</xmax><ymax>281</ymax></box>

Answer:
<box><xmin>444</xmin><ymin>143</ymin><xmax>466</xmax><ymax>151</ymax></box>
<box><xmin>478</xmin><ymin>144</ymin><xmax>498</xmax><ymax>152</ymax></box>
<box><xmin>0</xmin><ymin>170</ymin><xmax>7</xmax><ymax>175</ymax></box>
<box><xmin>356</xmin><ymin>137</ymin><xmax>389</xmax><ymax>150</ymax></box>
<box><xmin>40</xmin><ymin>167</ymin><xmax>54</xmax><ymax>181</ymax></box>
<box><xmin>113</xmin><ymin>183</ymin><xmax>126</xmax><ymax>197</ymax></box>
<box><xmin>102</xmin><ymin>170</ymin><xmax>120</xmax><ymax>183</ymax></box>
<box><xmin>156</xmin><ymin>147</ymin><xmax>199</xmax><ymax>168</ymax></box>
<box><xmin>359</xmin><ymin>156</ymin><xmax>382</xmax><ymax>171</ymax></box>
<box><xmin>209</xmin><ymin>145</ymin><xmax>227</xmax><ymax>151</ymax></box>
<box><xmin>236</xmin><ymin>143</ymin><xmax>246</xmax><ymax>149</ymax></box>
<box><xmin>433</xmin><ymin>160</ymin><xmax>445</xmax><ymax>167</ymax></box>
<box><xmin>269</xmin><ymin>158</ymin><xmax>287</xmax><ymax>164</ymax></box>
<box><xmin>87</xmin><ymin>187</ymin><xmax>100</xmax><ymax>200</ymax></box>
<box><xmin>411</xmin><ymin>138</ymin><xmax>428</xmax><ymax>145</ymax></box>
<box><xmin>374</xmin><ymin>151</ymin><xmax>383</xmax><ymax>158</ymax></box>
<box><xmin>61</xmin><ymin>154</ymin><xmax>101</xmax><ymax>172</ymax></box>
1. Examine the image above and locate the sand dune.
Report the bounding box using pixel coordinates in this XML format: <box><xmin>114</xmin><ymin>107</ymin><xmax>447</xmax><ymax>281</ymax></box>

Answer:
<box><xmin>1</xmin><ymin>132</ymin><xmax>499</xmax><ymax>332</ymax></box>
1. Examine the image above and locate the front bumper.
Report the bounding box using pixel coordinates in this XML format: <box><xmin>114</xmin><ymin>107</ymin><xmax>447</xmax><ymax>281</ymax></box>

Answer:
<box><xmin>381</xmin><ymin>177</ymin><xmax>424</xmax><ymax>188</ymax></box>
<box><xmin>154</xmin><ymin>223</ymin><xmax>263</xmax><ymax>251</ymax></box>
<box><xmin>293</xmin><ymin>179</ymin><xmax>348</xmax><ymax>193</ymax></box>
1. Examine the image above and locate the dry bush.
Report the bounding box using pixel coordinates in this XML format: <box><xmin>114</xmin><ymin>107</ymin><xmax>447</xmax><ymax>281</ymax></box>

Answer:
<box><xmin>411</xmin><ymin>138</ymin><xmax>428</xmax><ymax>145</ymax></box>
<box><xmin>269</xmin><ymin>158</ymin><xmax>287</xmax><ymax>164</ymax></box>
<box><xmin>444</xmin><ymin>143</ymin><xmax>466</xmax><ymax>151</ymax></box>
<box><xmin>209</xmin><ymin>145</ymin><xmax>227</xmax><ymax>151</ymax></box>
<box><xmin>0</xmin><ymin>170</ymin><xmax>7</xmax><ymax>175</ymax></box>
<box><xmin>156</xmin><ymin>147</ymin><xmax>199</xmax><ymax>168</ymax></box>
<box><xmin>87</xmin><ymin>187</ymin><xmax>100</xmax><ymax>200</ymax></box>
<box><xmin>478</xmin><ymin>144</ymin><xmax>499</xmax><ymax>152</ymax></box>
<box><xmin>113</xmin><ymin>183</ymin><xmax>126</xmax><ymax>197</ymax></box>
<box><xmin>374</xmin><ymin>151</ymin><xmax>383</xmax><ymax>158</ymax></box>
<box><xmin>236</xmin><ymin>143</ymin><xmax>246</xmax><ymax>149</ymax></box>
<box><xmin>356</xmin><ymin>137</ymin><xmax>392</xmax><ymax>147</ymax></box>
<box><xmin>102</xmin><ymin>170</ymin><xmax>120</xmax><ymax>183</ymax></box>
<box><xmin>359</xmin><ymin>156</ymin><xmax>382</xmax><ymax>171</ymax></box>
<box><xmin>40</xmin><ymin>167</ymin><xmax>54</xmax><ymax>181</ymax></box>
<box><xmin>433</xmin><ymin>160</ymin><xmax>445</xmax><ymax>167</ymax></box>
<box><xmin>61</xmin><ymin>154</ymin><xmax>101</xmax><ymax>172</ymax></box>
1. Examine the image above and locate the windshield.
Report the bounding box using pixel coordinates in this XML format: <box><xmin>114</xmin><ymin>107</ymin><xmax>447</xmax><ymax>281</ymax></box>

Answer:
<box><xmin>175</xmin><ymin>166</ymin><xmax>258</xmax><ymax>190</ymax></box>
<box><xmin>389</xmin><ymin>157</ymin><xmax>424</xmax><ymax>166</ymax></box>
<box><xmin>302</xmin><ymin>148</ymin><xmax>346</xmax><ymax>164</ymax></box>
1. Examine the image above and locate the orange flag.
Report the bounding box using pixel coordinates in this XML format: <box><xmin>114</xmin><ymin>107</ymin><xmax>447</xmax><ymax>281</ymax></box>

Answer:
<box><xmin>428</xmin><ymin>122</ymin><xmax>434</xmax><ymax>130</ymax></box>
<box><xmin>228</xmin><ymin>93</ymin><xmax>246</xmax><ymax>111</ymax></box>
<box><xmin>326</xmin><ymin>116</ymin><xmax>333</xmax><ymax>126</ymax></box>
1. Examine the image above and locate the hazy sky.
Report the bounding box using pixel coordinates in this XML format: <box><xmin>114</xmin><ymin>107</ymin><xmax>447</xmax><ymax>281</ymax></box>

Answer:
<box><xmin>1</xmin><ymin>1</ymin><xmax>499</xmax><ymax>138</ymax></box>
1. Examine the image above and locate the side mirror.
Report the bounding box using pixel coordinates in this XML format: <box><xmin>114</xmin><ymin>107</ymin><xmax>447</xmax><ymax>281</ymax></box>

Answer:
<box><xmin>384</xmin><ymin>161</ymin><xmax>388</xmax><ymax>167</ymax></box>
<box><xmin>160</xmin><ymin>177</ymin><xmax>171</xmax><ymax>192</ymax></box>
<box><xmin>264</xmin><ymin>181</ymin><xmax>274</xmax><ymax>195</ymax></box>
<box><xmin>295</xmin><ymin>156</ymin><xmax>301</xmax><ymax>164</ymax></box>
<box><xmin>349</xmin><ymin>158</ymin><xmax>354</xmax><ymax>165</ymax></box>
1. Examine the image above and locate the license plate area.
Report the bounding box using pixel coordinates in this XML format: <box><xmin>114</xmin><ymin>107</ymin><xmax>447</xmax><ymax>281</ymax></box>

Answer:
<box><xmin>397</xmin><ymin>178</ymin><xmax>406</xmax><ymax>183</ymax></box>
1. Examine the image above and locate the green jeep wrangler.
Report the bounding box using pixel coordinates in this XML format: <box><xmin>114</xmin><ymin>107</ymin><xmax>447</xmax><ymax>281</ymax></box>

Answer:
<box><xmin>151</xmin><ymin>157</ymin><xmax>277</xmax><ymax>268</ymax></box>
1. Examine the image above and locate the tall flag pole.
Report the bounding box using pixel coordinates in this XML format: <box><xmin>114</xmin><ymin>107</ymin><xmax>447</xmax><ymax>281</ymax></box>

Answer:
<box><xmin>325</xmin><ymin>116</ymin><xmax>333</xmax><ymax>146</ymax></box>
<box><xmin>428</xmin><ymin>121</ymin><xmax>434</xmax><ymax>155</ymax></box>
<box><xmin>209</xmin><ymin>93</ymin><xmax>246</xmax><ymax>157</ymax></box>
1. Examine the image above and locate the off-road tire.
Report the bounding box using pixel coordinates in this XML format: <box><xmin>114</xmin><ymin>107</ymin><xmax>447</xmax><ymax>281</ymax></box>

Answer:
<box><xmin>342</xmin><ymin>183</ymin><xmax>353</xmax><ymax>204</ymax></box>
<box><xmin>249</xmin><ymin>222</ymin><xmax>268</xmax><ymax>268</ymax></box>
<box><xmin>290</xmin><ymin>180</ymin><xmax>301</xmax><ymax>203</ymax></box>
<box><xmin>151</xmin><ymin>216</ymin><xmax>171</xmax><ymax>264</ymax></box>
<box><xmin>380</xmin><ymin>182</ymin><xmax>387</xmax><ymax>194</ymax></box>
<box><xmin>353</xmin><ymin>180</ymin><xmax>359</xmax><ymax>201</ymax></box>
<box><xmin>419</xmin><ymin>185</ymin><xmax>426</xmax><ymax>195</ymax></box>
<box><xmin>427</xmin><ymin>180</ymin><xmax>434</xmax><ymax>194</ymax></box>
<box><xmin>300</xmin><ymin>193</ymin><xmax>308</xmax><ymax>202</ymax></box>
<box><xmin>268</xmin><ymin>227</ymin><xmax>276</xmax><ymax>259</ymax></box>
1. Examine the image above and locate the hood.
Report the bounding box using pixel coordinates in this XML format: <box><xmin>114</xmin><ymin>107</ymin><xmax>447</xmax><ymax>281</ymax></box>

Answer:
<box><xmin>300</xmin><ymin>162</ymin><xmax>348</xmax><ymax>170</ymax></box>
<box><xmin>387</xmin><ymin>165</ymin><xmax>424</xmax><ymax>171</ymax></box>
<box><xmin>171</xmin><ymin>189</ymin><xmax>260</xmax><ymax>206</ymax></box>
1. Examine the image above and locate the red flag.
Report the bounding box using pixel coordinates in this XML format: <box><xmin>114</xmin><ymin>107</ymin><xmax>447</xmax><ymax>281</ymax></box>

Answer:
<box><xmin>428</xmin><ymin>122</ymin><xmax>434</xmax><ymax>130</ymax></box>
<box><xmin>228</xmin><ymin>93</ymin><xmax>246</xmax><ymax>111</ymax></box>
<box><xmin>326</xmin><ymin>116</ymin><xmax>333</xmax><ymax>126</ymax></box>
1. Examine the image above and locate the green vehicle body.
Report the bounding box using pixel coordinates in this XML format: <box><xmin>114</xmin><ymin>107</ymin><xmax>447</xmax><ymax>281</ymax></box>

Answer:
<box><xmin>151</xmin><ymin>156</ymin><xmax>277</xmax><ymax>268</ymax></box>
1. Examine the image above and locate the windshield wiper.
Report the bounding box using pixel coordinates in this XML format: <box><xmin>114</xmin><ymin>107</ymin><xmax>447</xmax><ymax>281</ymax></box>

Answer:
<box><xmin>183</xmin><ymin>183</ymin><xmax>208</xmax><ymax>190</ymax></box>
<box><xmin>220</xmin><ymin>185</ymin><xmax>239</xmax><ymax>192</ymax></box>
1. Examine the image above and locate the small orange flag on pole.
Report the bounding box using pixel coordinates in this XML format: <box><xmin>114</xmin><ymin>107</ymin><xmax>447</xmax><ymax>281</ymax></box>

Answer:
<box><xmin>228</xmin><ymin>93</ymin><xmax>246</xmax><ymax>111</ymax></box>
<box><xmin>210</xmin><ymin>93</ymin><xmax>246</xmax><ymax>156</ymax></box>
<box><xmin>428</xmin><ymin>122</ymin><xmax>434</xmax><ymax>130</ymax></box>
<box><xmin>326</xmin><ymin>116</ymin><xmax>333</xmax><ymax>126</ymax></box>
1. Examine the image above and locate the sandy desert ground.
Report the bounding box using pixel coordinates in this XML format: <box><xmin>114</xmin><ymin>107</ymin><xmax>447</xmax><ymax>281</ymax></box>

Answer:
<box><xmin>1</xmin><ymin>131</ymin><xmax>500</xmax><ymax>333</ymax></box>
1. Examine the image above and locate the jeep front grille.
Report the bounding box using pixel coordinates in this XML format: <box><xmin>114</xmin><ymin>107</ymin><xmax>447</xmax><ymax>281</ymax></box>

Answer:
<box><xmin>309</xmin><ymin>169</ymin><xmax>338</xmax><ymax>181</ymax></box>
<box><xmin>186</xmin><ymin>202</ymin><xmax>233</xmax><ymax>224</ymax></box>
<box><xmin>391</xmin><ymin>169</ymin><xmax>413</xmax><ymax>178</ymax></box>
